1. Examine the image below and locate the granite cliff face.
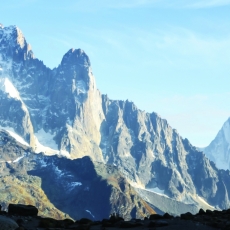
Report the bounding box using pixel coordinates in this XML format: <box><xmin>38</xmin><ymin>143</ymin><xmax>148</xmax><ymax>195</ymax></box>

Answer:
<box><xmin>1</xmin><ymin>24</ymin><xmax>230</xmax><ymax>215</ymax></box>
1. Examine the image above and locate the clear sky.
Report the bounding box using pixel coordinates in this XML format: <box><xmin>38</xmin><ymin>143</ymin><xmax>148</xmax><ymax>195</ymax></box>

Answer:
<box><xmin>1</xmin><ymin>0</ymin><xmax>230</xmax><ymax>147</ymax></box>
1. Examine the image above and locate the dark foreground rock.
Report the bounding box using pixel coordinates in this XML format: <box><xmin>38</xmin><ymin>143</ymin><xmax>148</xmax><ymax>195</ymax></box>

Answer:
<box><xmin>0</xmin><ymin>215</ymin><xmax>18</xmax><ymax>230</ymax></box>
<box><xmin>1</xmin><ymin>204</ymin><xmax>230</xmax><ymax>229</ymax></box>
<box><xmin>8</xmin><ymin>204</ymin><xmax>38</xmax><ymax>216</ymax></box>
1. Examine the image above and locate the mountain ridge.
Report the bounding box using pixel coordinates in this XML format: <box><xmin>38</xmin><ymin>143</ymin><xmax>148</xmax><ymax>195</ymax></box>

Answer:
<box><xmin>1</xmin><ymin>24</ymin><xmax>230</xmax><ymax>216</ymax></box>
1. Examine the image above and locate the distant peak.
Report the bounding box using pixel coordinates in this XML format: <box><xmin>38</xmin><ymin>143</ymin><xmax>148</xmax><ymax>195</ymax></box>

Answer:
<box><xmin>61</xmin><ymin>48</ymin><xmax>91</xmax><ymax>67</ymax></box>
<box><xmin>68</xmin><ymin>48</ymin><xmax>86</xmax><ymax>56</ymax></box>
<box><xmin>0</xmin><ymin>23</ymin><xmax>3</xmax><ymax>29</ymax></box>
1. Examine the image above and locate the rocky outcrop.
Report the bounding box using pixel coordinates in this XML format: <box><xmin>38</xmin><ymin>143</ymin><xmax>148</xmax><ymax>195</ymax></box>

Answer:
<box><xmin>0</xmin><ymin>130</ymin><xmax>155</xmax><ymax>220</ymax></box>
<box><xmin>8</xmin><ymin>204</ymin><xmax>38</xmax><ymax>216</ymax></box>
<box><xmin>1</xmin><ymin>203</ymin><xmax>230</xmax><ymax>229</ymax></box>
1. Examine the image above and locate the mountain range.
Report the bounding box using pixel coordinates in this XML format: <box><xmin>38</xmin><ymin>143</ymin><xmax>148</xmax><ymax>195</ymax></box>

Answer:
<box><xmin>1</xmin><ymin>24</ymin><xmax>230</xmax><ymax>219</ymax></box>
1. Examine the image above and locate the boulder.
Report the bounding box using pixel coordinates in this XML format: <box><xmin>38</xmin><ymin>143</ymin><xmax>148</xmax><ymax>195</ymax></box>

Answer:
<box><xmin>8</xmin><ymin>204</ymin><xmax>38</xmax><ymax>216</ymax></box>
<box><xmin>206</xmin><ymin>210</ymin><xmax>214</xmax><ymax>216</ymax></box>
<box><xmin>198</xmin><ymin>209</ymin><xmax>205</xmax><ymax>215</ymax></box>
<box><xmin>78</xmin><ymin>218</ymin><xmax>93</xmax><ymax>224</ymax></box>
<box><xmin>181</xmin><ymin>212</ymin><xmax>193</xmax><ymax>220</ymax></box>
<box><xmin>61</xmin><ymin>218</ymin><xmax>74</xmax><ymax>227</ymax></box>
<box><xmin>149</xmin><ymin>214</ymin><xmax>162</xmax><ymax>220</ymax></box>
<box><xmin>163</xmin><ymin>213</ymin><xmax>173</xmax><ymax>219</ymax></box>
<box><xmin>39</xmin><ymin>218</ymin><xmax>58</xmax><ymax>228</ymax></box>
<box><xmin>109</xmin><ymin>214</ymin><xmax>124</xmax><ymax>223</ymax></box>
<box><xmin>0</xmin><ymin>216</ymin><xmax>19</xmax><ymax>230</ymax></box>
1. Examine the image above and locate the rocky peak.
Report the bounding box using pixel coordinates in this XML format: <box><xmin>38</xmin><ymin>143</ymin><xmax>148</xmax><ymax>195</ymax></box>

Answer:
<box><xmin>61</xmin><ymin>48</ymin><xmax>90</xmax><ymax>68</ymax></box>
<box><xmin>0</xmin><ymin>25</ymin><xmax>34</xmax><ymax>62</ymax></box>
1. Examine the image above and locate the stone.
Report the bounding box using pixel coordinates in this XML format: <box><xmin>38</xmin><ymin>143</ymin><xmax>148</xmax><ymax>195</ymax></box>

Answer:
<box><xmin>149</xmin><ymin>214</ymin><xmax>162</xmax><ymax>220</ymax></box>
<box><xmin>78</xmin><ymin>218</ymin><xmax>93</xmax><ymax>224</ymax></box>
<box><xmin>39</xmin><ymin>218</ymin><xmax>57</xmax><ymax>228</ymax></box>
<box><xmin>0</xmin><ymin>215</ymin><xmax>19</xmax><ymax>230</ymax></box>
<box><xmin>206</xmin><ymin>210</ymin><xmax>214</xmax><ymax>215</ymax></box>
<box><xmin>226</xmin><ymin>209</ymin><xmax>230</xmax><ymax>214</ymax></box>
<box><xmin>0</xmin><ymin>211</ymin><xmax>7</xmax><ymax>215</ymax></box>
<box><xmin>16</xmin><ymin>218</ymin><xmax>24</xmax><ymax>226</ymax></box>
<box><xmin>8</xmin><ymin>204</ymin><xmax>38</xmax><ymax>216</ymax></box>
<box><xmin>109</xmin><ymin>214</ymin><xmax>124</xmax><ymax>223</ymax></box>
<box><xmin>181</xmin><ymin>212</ymin><xmax>194</xmax><ymax>220</ymax></box>
<box><xmin>163</xmin><ymin>212</ymin><xmax>173</xmax><ymax>219</ymax></box>
<box><xmin>198</xmin><ymin>209</ymin><xmax>205</xmax><ymax>215</ymax></box>
<box><xmin>62</xmin><ymin>218</ymin><xmax>74</xmax><ymax>227</ymax></box>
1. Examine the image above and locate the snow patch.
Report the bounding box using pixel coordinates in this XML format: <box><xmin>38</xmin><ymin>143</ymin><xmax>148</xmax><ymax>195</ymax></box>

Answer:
<box><xmin>59</xmin><ymin>150</ymin><xmax>70</xmax><ymax>158</ymax></box>
<box><xmin>0</xmin><ymin>152</ymin><xmax>27</xmax><ymax>164</ymax></box>
<box><xmin>85</xmin><ymin>210</ymin><xmax>95</xmax><ymax>219</ymax></box>
<box><xmin>130</xmin><ymin>181</ymin><xmax>170</xmax><ymax>198</ymax></box>
<box><xmin>71</xmin><ymin>182</ymin><xmax>82</xmax><ymax>186</ymax></box>
<box><xmin>34</xmin><ymin>129</ymin><xmax>70</xmax><ymax>158</ymax></box>
<box><xmin>68</xmin><ymin>182</ymin><xmax>82</xmax><ymax>191</ymax></box>
<box><xmin>147</xmin><ymin>187</ymin><xmax>165</xmax><ymax>194</ymax></box>
<box><xmin>13</xmin><ymin>155</ymin><xmax>25</xmax><ymax>163</ymax></box>
<box><xmin>145</xmin><ymin>187</ymin><xmax>169</xmax><ymax>198</ymax></box>
<box><xmin>34</xmin><ymin>129</ymin><xmax>59</xmax><ymax>155</ymax></box>
<box><xmin>0</xmin><ymin>126</ymin><xmax>29</xmax><ymax>146</ymax></box>
<box><xmin>39</xmin><ymin>158</ymin><xmax>48</xmax><ymax>168</ymax></box>
<box><xmin>34</xmin><ymin>137</ymin><xmax>59</xmax><ymax>155</ymax></box>
<box><xmin>53</xmin><ymin>165</ymin><xmax>65</xmax><ymax>177</ymax></box>
<box><xmin>0</xmin><ymin>78</ymin><xmax>20</xmax><ymax>99</ymax></box>
<box><xmin>76</xmin><ymin>80</ymin><xmax>87</xmax><ymax>94</ymax></box>
<box><xmin>35</xmin><ymin>129</ymin><xmax>58</xmax><ymax>150</ymax></box>
<box><xmin>196</xmin><ymin>195</ymin><xmax>215</xmax><ymax>210</ymax></box>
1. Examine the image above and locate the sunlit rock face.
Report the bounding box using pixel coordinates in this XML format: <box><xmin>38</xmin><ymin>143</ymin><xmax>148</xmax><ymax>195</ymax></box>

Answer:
<box><xmin>1</xmin><ymin>25</ymin><xmax>230</xmax><ymax>215</ymax></box>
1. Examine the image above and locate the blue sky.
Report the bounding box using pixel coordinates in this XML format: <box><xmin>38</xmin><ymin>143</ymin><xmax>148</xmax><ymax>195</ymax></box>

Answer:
<box><xmin>1</xmin><ymin>0</ymin><xmax>230</xmax><ymax>147</ymax></box>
